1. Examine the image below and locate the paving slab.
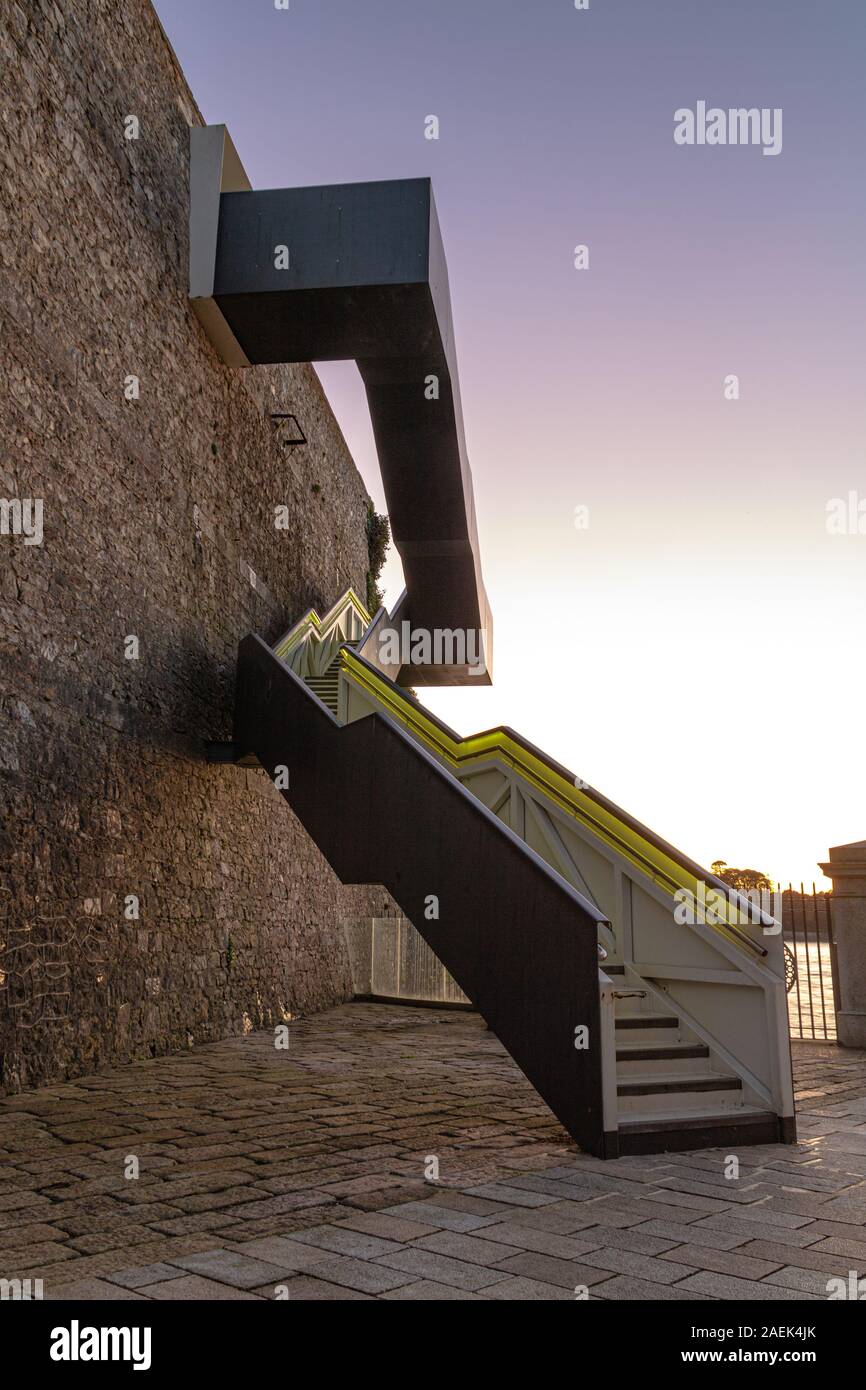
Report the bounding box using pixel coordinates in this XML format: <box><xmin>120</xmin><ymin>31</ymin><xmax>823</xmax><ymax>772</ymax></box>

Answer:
<box><xmin>483</xmin><ymin>1275</ymin><xmax>579</xmax><ymax>1301</ymax></box>
<box><xmin>169</xmin><ymin>1249</ymin><xmax>296</xmax><ymax>1288</ymax></box>
<box><xmin>593</xmin><ymin>1275</ymin><xmax>713</xmax><ymax>1301</ymax></box>
<box><xmin>675</xmin><ymin>1271</ymin><xmax>821</xmax><ymax>1300</ymax></box>
<box><xmin>658</xmin><ymin>1244</ymin><xmax>782</xmax><ymax>1280</ymax></box>
<box><xmin>579</xmin><ymin>1247</ymin><xmax>697</xmax><ymax>1285</ymax></box>
<box><xmin>473</xmin><ymin>1222</ymin><xmax>604</xmax><ymax>1259</ymax></box>
<box><xmin>380</xmin><ymin>1201</ymin><xmax>502</xmax><ymax>1232</ymax></box>
<box><xmin>287</xmin><ymin>1224</ymin><xmax>404</xmax><ymax>1260</ymax></box>
<box><xmin>810</xmin><ymin>1233</ymin><xmax>866</xmax><ymax>1261</ymax></box>
<box><xmin>252</xmin><ymin>1277</ymin><xmax>373</xmax><ymax>1300</ymax></box>
<box><xmin>464</xmin><ymin>1183</ymin><xmax>559</xmax><ymax>1207</ymax></box>
<box><xmin>630</xmin><ymin>1218</ymin><xmax>762</xmax><ymax>1252</ymax></box>
<box><xmin>415</xmin><ymin>1190</ymin><xmax>515</xmax><ymax>1216</ymax></box>
<box><xmin>106</xmin><ymin>1263</ymin><xmax>187</xmax><ymax>1289</ymax></box>
<box><xmin>139</xmin><ymin>1275</ymin><xmax>263</xmax><ymax>1300</ymax></box>
<box><xmin>380</xmin><ymin>1279</ymin><xmax>488</xmax><ymax>1300</ymax></box>
<box><xmin>225</xmin><ymin>1236</ymin><xmax>334</xmax><ymax>1269</ymax></box>
<box><xmin>576</xmin><ymin>1224</ymin><xmax>680</xmax><ymax>1257</ymax></box>
<box><xmin>373</xmin><ymin>1247</ymin><xmax>510</xmax><ymax>1291</ymax></box>
<box><xmin>762</xmin><ymin>1265</ymin><xmax>841</xmax><ymax>1296</ymax></box>
<box><xmin>295</xmin><ymin>1253</ymin><xmax>415</xmax><ymax>1294</ymax></box>
<box><xmin>412</xmin><ymin>1230</ymin><xmax>518</xmax><ymax>1266</ymax></box>
<box><xmin>334</xmin><ymin>1210</ymin><xmax>440</xmax><ymax>1243</ymax></box>
<box><xmin>491</xmin><ymin>1251</ymin><xmax>618</xmax><ymax>1290</ymax></box>
<box><xmin>46</xmin><ymin>1278</ymin><xmax>150</xmax><ymax>1301</ymax></box>
<box><xmin>734</xmin><ymin>1238</ymin><xmax>857</xmax><ymax>1275</ymax></box>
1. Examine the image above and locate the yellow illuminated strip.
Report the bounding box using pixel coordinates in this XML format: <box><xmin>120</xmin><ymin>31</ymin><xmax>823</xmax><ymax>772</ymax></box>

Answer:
<box><xmin>341</xmin><ymin>649</ymin><xmax>766</xmax><ymax>958</ymax></box>
<box><xmin>274</xmin><ymin>589</ymin><xmax>371</xmax><ymax>662</ymax></box>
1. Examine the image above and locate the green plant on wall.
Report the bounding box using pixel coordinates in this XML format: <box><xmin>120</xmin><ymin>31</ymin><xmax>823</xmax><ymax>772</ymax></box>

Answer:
<box><xmin>365</xmin><ymin>504</ymin><xmax>390</xmax><ymax>614</ymax></box>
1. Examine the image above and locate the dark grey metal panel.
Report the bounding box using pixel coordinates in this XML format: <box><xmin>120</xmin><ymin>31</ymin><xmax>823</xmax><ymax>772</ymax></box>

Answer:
<box><xmin>234</xmin><ymin>634</ymin><xmax>607</xmax><ymax>1156</ymax></box>
<box><xmin>209</xmin><ymin>174</ymin><xmax>491</xmax><ymax>685</ymax></box>
<box><xmin>214</xmin><ymin>179</ymin><xmax>432</xmax><ymax>296</ymax></box>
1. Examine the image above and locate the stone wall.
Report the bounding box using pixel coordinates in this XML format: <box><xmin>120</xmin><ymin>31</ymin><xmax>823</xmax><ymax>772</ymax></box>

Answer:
<box><xmin>0</xmin><ymin>0</ymin><xmax>381</xmax><ymax>1090</ymax></box>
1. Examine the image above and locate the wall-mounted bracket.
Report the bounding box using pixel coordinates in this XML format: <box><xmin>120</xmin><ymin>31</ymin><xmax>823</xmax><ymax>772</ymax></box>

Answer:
<box><xmin>269</xmin><ymin>412</ymin><xmax>307</xmax><ymax>450</ymax></box>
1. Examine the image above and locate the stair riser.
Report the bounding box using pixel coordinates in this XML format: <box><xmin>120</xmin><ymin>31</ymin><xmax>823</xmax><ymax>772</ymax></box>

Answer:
<box><xmin>610</xmin><ymin>994</ymin><xmax>652</xmax><ymax>1017</ymax></box>
<box><xmin>615</xmin><ymin>1026</ymin><xmax>682</xmax><ymax>1046</ymax></box>
<box><xmin>617</xmin><ymin>1087</ymin><xmax>744</xmax><ymax>1117</ymax></box>
<box><xmin>616</xmin><ymin>1053</ymin><xmax>714</xmax><ymax>1077</ymax></box>
<box><xmin>617</xmin><ymin>1115</ymin><xmax>783</xmax><ymax>1155</ymax></box>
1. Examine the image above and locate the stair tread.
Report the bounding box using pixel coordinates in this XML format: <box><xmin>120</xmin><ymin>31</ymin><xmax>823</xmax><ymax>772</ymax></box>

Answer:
<box><xmin>616</xmin><ymin>1043</ymin><xmax>708</xmax><ymax>1061</ymax></box>
<box><xmin>616</xmin><ymin>1015</ymin><xmax>679</xmax><ymax>1030</ymax></box>
<box><xmin>617</xmin><ymin>1072</ymin><xmax>741</xmax><ymax>1096</ymax></box>
<box><xmin>619</xmin><ymin>1106</ymin><xmax>773</xmax><ymax>1133</ymax></box>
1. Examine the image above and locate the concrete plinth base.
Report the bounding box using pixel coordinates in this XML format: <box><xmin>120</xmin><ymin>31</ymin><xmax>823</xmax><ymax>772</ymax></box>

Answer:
<box><xmin>837</xmin><ymin>1012</ymin><xmax>866</xmax><ymax>1049</ymax></box>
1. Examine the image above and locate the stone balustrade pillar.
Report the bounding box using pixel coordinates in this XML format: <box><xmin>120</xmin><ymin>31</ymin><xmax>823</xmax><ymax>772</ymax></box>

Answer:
<box><xmin>819</xmin><ymin>840</ymin><xmax>866</xmax><ymax>1048</ymax></box>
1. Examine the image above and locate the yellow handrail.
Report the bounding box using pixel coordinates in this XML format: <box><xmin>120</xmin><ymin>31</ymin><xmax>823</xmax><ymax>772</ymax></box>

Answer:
<box><xmin>341</xmin><ymin>648</ymin><xmax>770</xmax><ymax>961</ymax></box>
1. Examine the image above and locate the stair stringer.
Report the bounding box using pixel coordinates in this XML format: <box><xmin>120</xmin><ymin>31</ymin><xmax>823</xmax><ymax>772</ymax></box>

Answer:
<box><xmin>234</xmin><ymin>634</ymin><xmax>612</xmax><ymax>1156</ymax></box>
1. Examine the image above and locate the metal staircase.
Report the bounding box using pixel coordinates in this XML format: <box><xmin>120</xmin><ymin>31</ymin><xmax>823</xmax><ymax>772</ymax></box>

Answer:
<box><xmin>220</xmin><ymin>590</ymin><xmax>797</xmax><ymax>1159</ymax></box>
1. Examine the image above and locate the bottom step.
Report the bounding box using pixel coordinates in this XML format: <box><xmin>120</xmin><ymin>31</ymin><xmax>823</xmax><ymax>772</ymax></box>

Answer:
<box><xmin>616</xmin><ymin>1108</ymin><xmax>784</xmax><ymax>1156</ymax></box>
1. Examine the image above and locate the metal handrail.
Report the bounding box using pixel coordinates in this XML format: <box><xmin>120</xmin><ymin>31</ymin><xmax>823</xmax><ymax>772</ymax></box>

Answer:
<box><xmin>340</xmin><ymin>647</ymin><xmax>770</xmax><ymax>961</ymax></box>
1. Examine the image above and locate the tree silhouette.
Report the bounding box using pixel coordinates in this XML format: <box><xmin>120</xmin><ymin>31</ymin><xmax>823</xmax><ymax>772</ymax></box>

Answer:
<box><xmin>711</xmin><ymin>860</ymin><xmax>774</xmax><ymax>893</ymax></box>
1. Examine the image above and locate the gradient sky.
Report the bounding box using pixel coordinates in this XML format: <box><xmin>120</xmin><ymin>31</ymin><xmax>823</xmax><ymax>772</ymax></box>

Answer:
<box><xmin>155</xmin><ymin>0</ymin><xmax>866</xmax><ymax>886</ymax></box>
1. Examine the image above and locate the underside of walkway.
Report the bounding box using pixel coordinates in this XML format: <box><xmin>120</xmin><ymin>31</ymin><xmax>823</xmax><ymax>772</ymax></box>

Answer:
<box><xmin>1</xmin><ymin>1005</ymin><xmax>865</xmax><ymax>1300</ymax></box>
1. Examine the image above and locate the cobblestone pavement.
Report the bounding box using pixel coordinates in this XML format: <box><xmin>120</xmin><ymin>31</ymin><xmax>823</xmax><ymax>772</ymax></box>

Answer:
<box><xmin>1</xmin><ymin>1005</ymin><xmax>865</xmax><ymax>1300</ymax></box>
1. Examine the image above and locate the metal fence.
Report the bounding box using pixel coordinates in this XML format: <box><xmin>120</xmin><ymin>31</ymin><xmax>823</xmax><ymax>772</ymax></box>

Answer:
<box><xmin>343</xmin><ymin>917</ymin><xmax>470</xmax><ymax>1006</ymax></box>
<box><xmin>346</xmin><ymin>885</ymin><xmax>841</xmax><ymax>1044</ymax></box>
<box><xmin>782</xmin><ymin>885</ymin><xmax>838</xmax><ymax>1042</ymax></box>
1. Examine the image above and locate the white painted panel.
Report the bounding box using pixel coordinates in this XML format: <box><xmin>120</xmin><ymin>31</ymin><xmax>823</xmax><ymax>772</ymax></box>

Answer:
<box><xmin>631</xmin><ymin>882</ymin><xmax>733</xmax><ymax>972</ymax></box>
<box><xmin>656</xmin><ymin>978</ymin><xmax>771</xmax><ymax>1092</ymax></box>
<box><xmin>555</xmin><ymin>819</ymin><xmax>616</xmax><ymax>919</ymax></box>
<box><xmin>459</xmin><ymin>768</ymin><xmax>509</xmax><ymax>810</ymax></box>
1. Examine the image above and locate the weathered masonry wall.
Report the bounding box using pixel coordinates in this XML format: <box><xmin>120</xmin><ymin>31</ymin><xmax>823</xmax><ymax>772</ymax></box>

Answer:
<box><xmin>0</xmin><ymin>0</ymin><xmax>379</xmax><ymax>1090</ymax></box>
